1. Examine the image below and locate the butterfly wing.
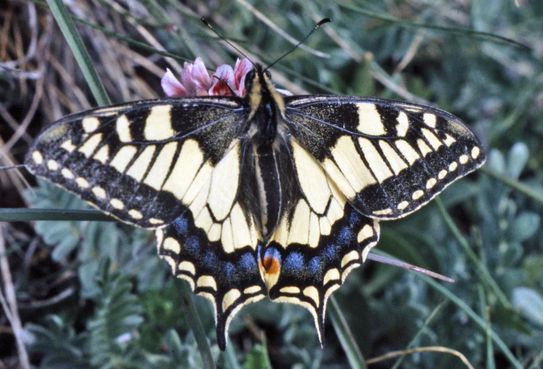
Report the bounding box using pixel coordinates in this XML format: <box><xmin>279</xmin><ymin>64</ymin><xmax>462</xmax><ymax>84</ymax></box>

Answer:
<box><xmin>156</xmin><ymin>210</ymin><xmax>265</xmax><ymax>350</ymax></box>
<box><xmin>283</xmin><ymin>96</ymin><xmax>486</xmax><ymax>219</ymax></box>
<box><xmin>261</xmin><ymin>136</ymin><xmax>380</xmax><ymax>343</ymax></box>
<box><xmin>26</xmin><ymin>97</ymin><xmax>248</xmax><ymax>228</ymax></box>
<box><xmin>26</xmin><ymin>97</ymin><xmax>268</xmax><ymax>349</ymax></box>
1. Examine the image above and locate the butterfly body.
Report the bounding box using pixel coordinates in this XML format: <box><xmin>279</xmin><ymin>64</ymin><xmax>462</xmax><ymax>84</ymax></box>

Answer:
<box><xmin>26</xmin><ymin>61</ymin><xmax>485</xmax><ymax>349</ymax></box>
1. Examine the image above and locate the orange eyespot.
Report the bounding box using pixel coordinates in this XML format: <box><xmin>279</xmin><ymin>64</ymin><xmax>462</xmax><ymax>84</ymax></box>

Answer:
<box><xmin>261</xmin><ymin>254</ymin><xmax>280</xmax><ymax>275</ymax></box>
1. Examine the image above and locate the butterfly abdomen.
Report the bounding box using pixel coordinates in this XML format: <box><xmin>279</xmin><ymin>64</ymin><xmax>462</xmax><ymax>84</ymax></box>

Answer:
<box><xmin>252</xmin><ymin>146</ymin><xmax>282</xmax><ymax>238</ymax></box>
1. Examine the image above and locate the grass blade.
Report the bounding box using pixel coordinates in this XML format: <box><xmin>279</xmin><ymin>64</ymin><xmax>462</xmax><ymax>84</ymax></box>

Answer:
<box><xmin>390</xmin><ymin>301</ymin><xmax>447</xmax><ymax>369</ymax></box>
<box><xmin>46</xmin><ymin>0</ymin><xmax>111</xmax><ymax>106</ymax></box>
<box><xmin>337</xmin><ymin>2</ymin><xmax>530</xmax><ymax>51</ymax></box>
<box><xmin>224</xmin><ymin>343</ymin><xmax>241</xmax><ymax>369</ymax></box>
<box><xmin>435</xmin><ymin>199</ymin><xmax>510</xmax><ymax>307</ymax></box>
<box><xmin>0</xmin><ymin>208</ymin><xmax>111</xmax><ymax>222</ymax></box>
<box><xmin>420</xmin><ymin>275</ymin><xmax>522</xmax><ymax>369</ymax></box>
<box><xmin>44</xmin><ymin>3</ymin><xmax>213</xmax><ymax>366</ymax></box>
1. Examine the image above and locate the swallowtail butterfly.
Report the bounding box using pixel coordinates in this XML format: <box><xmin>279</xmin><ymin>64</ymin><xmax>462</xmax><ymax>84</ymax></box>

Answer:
<box><xmin>26</xmin><ymin>59</ymin><xmax>485</xmax><ymax>349</ymax></box>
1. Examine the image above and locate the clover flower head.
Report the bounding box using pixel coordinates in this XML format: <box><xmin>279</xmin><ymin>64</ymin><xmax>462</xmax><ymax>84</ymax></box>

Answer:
<box><xmin>161</xmin><ymin>57</ymin><xmax>253</xmax><ymax>97</ymax></box>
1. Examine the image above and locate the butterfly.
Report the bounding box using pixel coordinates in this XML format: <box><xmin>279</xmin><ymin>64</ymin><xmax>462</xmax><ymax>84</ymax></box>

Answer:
<box><xmin>25</xmin><ymin>59</ymin><xmax>486</xmax><ymax>349</ymax></box>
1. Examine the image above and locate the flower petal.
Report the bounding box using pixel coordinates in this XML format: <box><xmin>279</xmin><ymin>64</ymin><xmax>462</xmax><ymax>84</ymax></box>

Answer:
<box><xmin>181</xmin><ymin>62</ymin><xmax>197</xmax><ymax>95</ymax></box>
<box><xmin>161</xmin><ymin>68</ymin><xmax>187</xmax><ymax>97</ymax></box>
<box><xmin>192</xmin><ymin>57</ymin><xmax>212</xmax><ymax>95</ymax></box>
<box><xmin>234</xmin><ymin>58</ymin><xmax>253</xmax><ymax>96</ymax></box>
<box><xmin>180</xmin><ymin>57</ymin><xmax>212</xmax><ymax>95</ymax></box>
<box><xmin>161</xmin><ymin>58</ymin><xmax>251</xmax><ymax>98</ymax></box>
<box><xmin>209</xmin><ymin>65</ymin><xmax>235</xmax><ymax>96</ymax></box>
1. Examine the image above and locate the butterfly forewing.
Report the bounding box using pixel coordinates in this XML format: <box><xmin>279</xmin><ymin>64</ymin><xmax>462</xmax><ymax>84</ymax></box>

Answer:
<box><xmin>284</xmin><ymin>96</ymin><xmax>486</xmax><ymax>219</ymax></box>
<box><xmin>25</xmin><ymin>97</ymin><xmax>248</xmax><ymax>228</ymax></box>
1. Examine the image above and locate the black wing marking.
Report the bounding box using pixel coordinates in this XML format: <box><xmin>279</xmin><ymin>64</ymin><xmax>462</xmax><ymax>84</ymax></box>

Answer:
<box><xmin>283</xmin><ymin>96</ymin><xmax>486</xmax><ymax>220</ymax></box>
<box><xmin>25</xmin><ymin>97</ymin><xmax>247</xmax><ymax>228</ymax></box>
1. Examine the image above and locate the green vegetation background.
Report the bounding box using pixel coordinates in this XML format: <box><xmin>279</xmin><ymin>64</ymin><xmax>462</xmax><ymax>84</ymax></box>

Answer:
<box><xmin>0</xmin><ymin>1</ymin><xmax>542</xmax><ymax>368</ymax></box>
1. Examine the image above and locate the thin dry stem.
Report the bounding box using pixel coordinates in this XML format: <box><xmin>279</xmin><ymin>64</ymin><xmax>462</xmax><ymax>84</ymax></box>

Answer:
<box><xmin>395</xmin><ymin>30</ymin><xmax>426</xmax><ymax>73</ymax></box>
<box><xmin>0</xmin><ymin>224</ymin><xmax>31</xmax><ymax>369</ymax></box>
<box><xmin>367</xmin><ymin>345</ymin><xmax>475</xmax><ymax>369</ymax></box>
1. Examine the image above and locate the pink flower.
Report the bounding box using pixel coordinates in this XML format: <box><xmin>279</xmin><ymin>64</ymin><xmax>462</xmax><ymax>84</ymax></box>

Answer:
<box><xmin>161</xmin><ymin>57</ymin><xmax>252</xmax><ymax>97</ymax></box>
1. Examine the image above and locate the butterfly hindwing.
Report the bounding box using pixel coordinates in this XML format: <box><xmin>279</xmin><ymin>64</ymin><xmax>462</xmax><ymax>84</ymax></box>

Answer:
<box><xmin>156</xmin><ymin>211</ymin><xmax>265</xmax><ymax>350</ymax></box>
<box><xmin>265</xmin><ymin>208</ymin><xmax>379</xmax><ymax>343</ymax></box>
<box><xmin>25</xmin><ymin>97</ymin><xmax>247</xmax><ymax>228</ymax></box>
<box><xmin>260</xmin><ymin>138</ymin><xmax>380</xmax><ymax>342</ymax></box>
<box><xmin>284</xmin><ymin>96</ymin><xmax>486</xmax><ymax>219</ymax></box>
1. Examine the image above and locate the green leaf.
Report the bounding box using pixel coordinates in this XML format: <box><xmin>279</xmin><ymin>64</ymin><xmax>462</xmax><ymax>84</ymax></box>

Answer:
<box><xmin>26</xmin><ymin>315</ymin><xmax>89</xmax><ymax>369</ymax></box>
<box><xmin>510</xmin><ymin>212</ymin><xmax>540</xmax><ymax>242</ymax></box>
<box><xmin>507</xmin><ymin>142</ymin><xmax>529</xmax><ymax>179</ymax></box>
<box><xmin>512</xmin><ymin>287</ymin><xmax>543</xmax><ymax>328</ymax></box>
<box><xmin>243</xmin><ymin>344</ymin><xmax>273</xmax><ymax>369</ymax></box>
<box><xmin>87</xmin><ymin>268</ymin><xmax>144</xmax><ymax>368</ymax></box>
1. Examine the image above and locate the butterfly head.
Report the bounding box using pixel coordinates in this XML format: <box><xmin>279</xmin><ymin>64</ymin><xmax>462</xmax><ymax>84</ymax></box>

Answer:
<box><xmin>244</xmin><ymin>64</ymin><xmax>285</xmax><ymax>123</ymax></box>
<box><xmin>244</xmin><ymin>64</ymin><xmax>270</xmax><ymax>90</ymax></box>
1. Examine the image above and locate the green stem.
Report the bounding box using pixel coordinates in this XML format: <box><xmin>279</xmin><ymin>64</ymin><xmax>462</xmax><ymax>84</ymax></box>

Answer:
<box><xmin>46</xmin><ymin>0</ymin><xmax>111</xmax><ymax>106</ymax></box>
<box><xmin>176</xmin><ymin>279</ymin><xmax>216</xmax><ymax>369</ymax></box>
<box><xmin>0</xmin><ymin>208</ymin><xmax>111</xmax><ymax>222</ymax></box>
<box><xmin>422</xmin><ymin>276</ymin><xmax>522</xmax><ymax>369</ymax></box>
<box><xmin>482</xmin><ymin>167</ymin><xmax>543</xmax><ymax>207</ymax></box>
<box><xmin>391</xmin><ymin>301</ymin><xmax>447</xmax><ymax>369</ymax></box>
<box><xmin>329</xmin><ymin>296</ymin><xmax>367</xmax><ymax>369</ymax></box>
<box><xmin>435</xmin><ymin>199</ymin><xmax>510</xmax><ymax>308</ymax></box>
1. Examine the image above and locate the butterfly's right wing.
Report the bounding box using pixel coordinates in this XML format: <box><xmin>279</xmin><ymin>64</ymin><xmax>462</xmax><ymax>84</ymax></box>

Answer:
<box><xmin>26</xmin><ymin>97</ymin><xmax>268</xmax><ymax>350</ymax></box>
<box><xmin>25</xmin><ymin>97</ymin><xmax>248</xmax><ymax>228</ymax></box>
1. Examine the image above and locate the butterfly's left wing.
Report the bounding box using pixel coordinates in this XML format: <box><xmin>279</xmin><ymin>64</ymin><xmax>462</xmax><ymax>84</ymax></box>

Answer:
<box><xmin>283</xmin><ymin>96</ymin><xmax>486</xmax><ymax>220</ymax></box>
<box><xmin>156</xmin><ymin>209</ymin><xmax>265</xmax><ymax>351</ymax></box>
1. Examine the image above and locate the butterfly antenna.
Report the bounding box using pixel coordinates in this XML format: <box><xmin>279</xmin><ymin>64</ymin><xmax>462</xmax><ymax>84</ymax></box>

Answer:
<box><xmin>201</xmin><ymin>17</ymin><xmax>256</xmax><ymax>67</ymax></box>
<box><xmin>367</xmin><ymin>252</ymin><xmax>456</xmax><ymax>283</ymax></box>
<box><xmin>264</xmin><ymin>18</ymin><xmax>331</xmax><ymax>72</ymax></box>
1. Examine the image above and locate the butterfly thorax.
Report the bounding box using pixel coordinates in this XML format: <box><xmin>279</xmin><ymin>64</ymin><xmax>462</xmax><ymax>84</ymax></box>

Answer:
<box><xmin>244</xmin><ymin>64</ymin><xmax>285</xmax><ymax>146</ymax></box>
